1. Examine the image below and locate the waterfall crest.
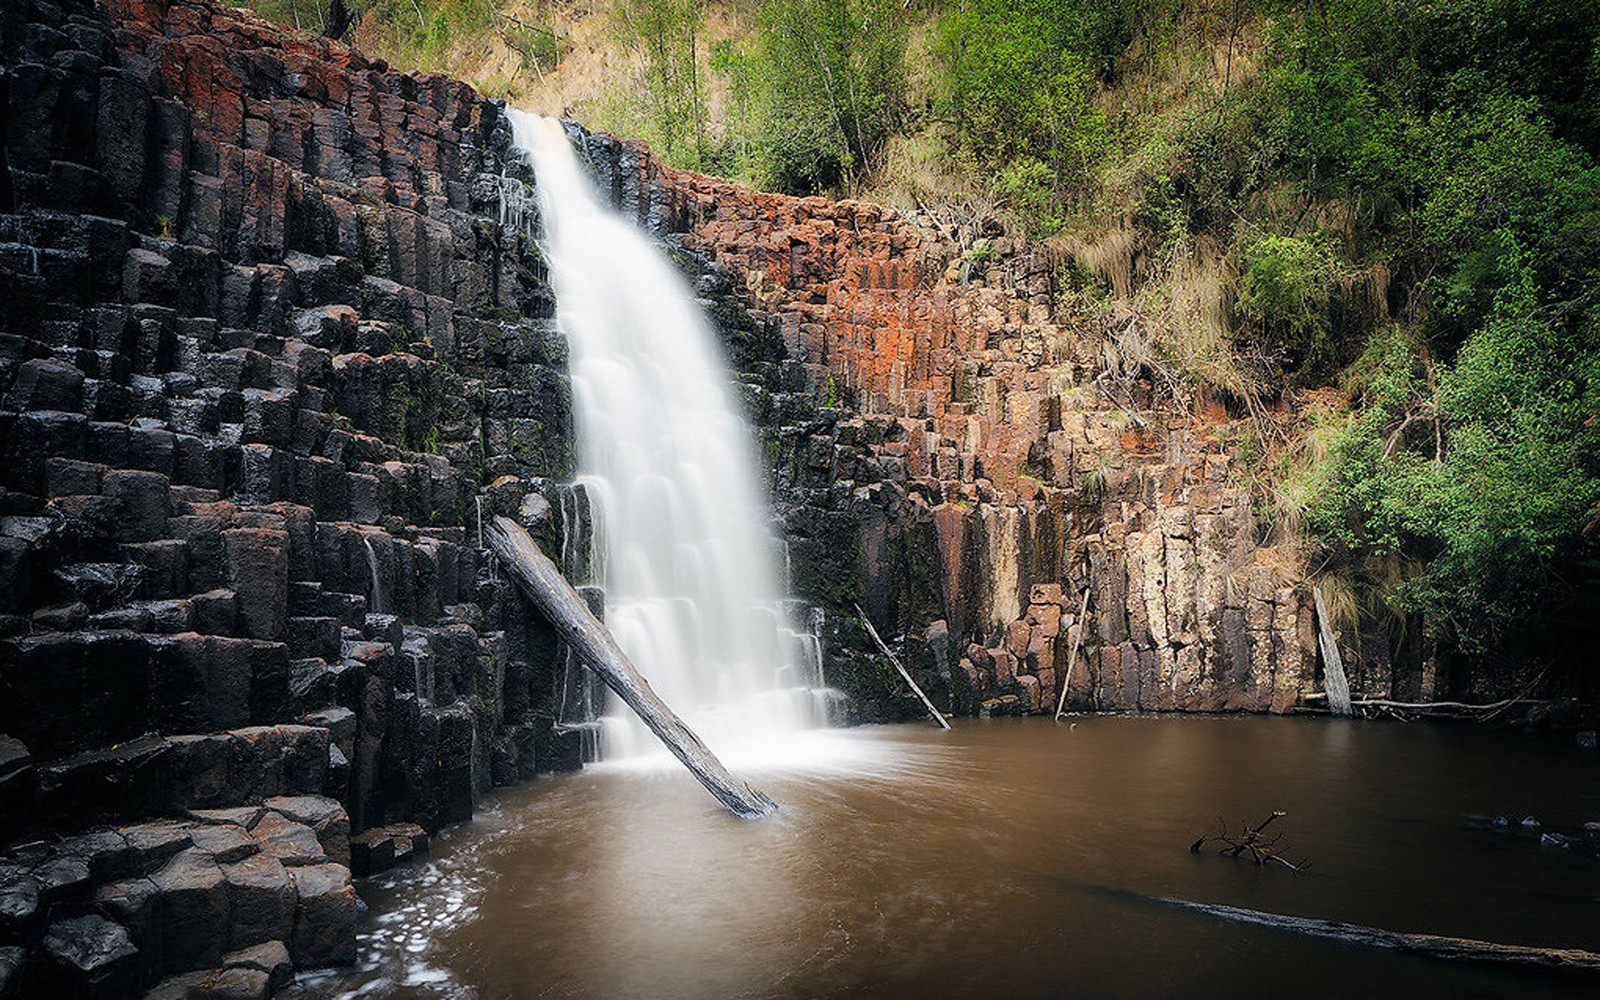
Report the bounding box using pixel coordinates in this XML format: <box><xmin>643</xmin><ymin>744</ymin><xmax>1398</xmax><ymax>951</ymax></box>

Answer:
<box><xmin>506</xmin><ymin>111</ymin><xmax>832</xmax><ymax>761</ymax></box>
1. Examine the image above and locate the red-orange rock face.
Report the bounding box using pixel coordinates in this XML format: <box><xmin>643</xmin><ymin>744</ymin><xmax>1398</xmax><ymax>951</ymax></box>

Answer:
<box><xmin>577</xmin><ymin>134</ymin><xmax>1318</xmax><ymax>718</ymax></box>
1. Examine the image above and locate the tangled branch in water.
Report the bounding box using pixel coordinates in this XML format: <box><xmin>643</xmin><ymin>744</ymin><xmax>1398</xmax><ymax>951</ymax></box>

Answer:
<box><xmin>1189</xmin><ymin>811</ymin><xmax>1309</xmax><ymax>871</ymax></box>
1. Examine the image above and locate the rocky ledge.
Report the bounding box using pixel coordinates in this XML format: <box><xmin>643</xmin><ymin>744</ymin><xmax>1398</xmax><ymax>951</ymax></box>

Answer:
<box><xmin>1</xmin><ymin>794</ymin><xmax>354</xmax><ymax>998</ymax></box>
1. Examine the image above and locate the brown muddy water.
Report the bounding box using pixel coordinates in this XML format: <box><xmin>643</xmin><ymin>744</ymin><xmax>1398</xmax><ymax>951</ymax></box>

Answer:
<box><xmin>312</xmin><ymin>716</ymin><xmax>1600</xmax><ymax>999</ymax></box>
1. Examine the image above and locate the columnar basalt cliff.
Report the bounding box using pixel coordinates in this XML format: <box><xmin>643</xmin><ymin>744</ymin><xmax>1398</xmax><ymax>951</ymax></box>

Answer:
<box><xmin>0</xmin><ymin>0</ymin><xmax>583</xmax><ymax>992</ymax></box>
<box><xmin>574</xmin><ymin>133</ymin><xmax>1323</xmax><ymax>722</ymax></box>
<box><xmin>0</xmin><ymin>0</ymin><xmax>1352</xmax><ymax>990</ymax></box>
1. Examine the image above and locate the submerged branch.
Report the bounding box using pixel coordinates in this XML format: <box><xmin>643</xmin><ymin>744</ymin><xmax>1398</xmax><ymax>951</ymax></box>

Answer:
<box><xmin>1302</xmin><ymin>693</ymin><xmax>1547</xmax><ymax>713</ymax></box>
<box><xmin>1153</xmin><ymin>897</ymin><xmax>1600</xmax><ymax>978</ymax></box>
<box><xmin>1191</xmin><ymin>811</ymin><xmax>1308</xmax><ymax>870</ymax></box>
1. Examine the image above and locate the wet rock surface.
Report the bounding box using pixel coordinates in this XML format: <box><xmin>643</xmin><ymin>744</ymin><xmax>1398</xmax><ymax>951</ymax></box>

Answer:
<box><xmin>0</xmin><ymin>799</ymin><xmax>350</xmax><ymax>996</ymax></box>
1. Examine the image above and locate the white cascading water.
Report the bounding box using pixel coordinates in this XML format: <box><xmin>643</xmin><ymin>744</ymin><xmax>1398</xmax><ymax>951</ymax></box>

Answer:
<box><xmin>505</xmin><ymin>110</ymin><xmax>835</xmax><ymax>764</ymax></box>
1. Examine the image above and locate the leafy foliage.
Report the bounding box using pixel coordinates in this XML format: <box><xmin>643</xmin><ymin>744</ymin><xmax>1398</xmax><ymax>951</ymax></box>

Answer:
<box><xmin>742</xmin><ymin>0</ymin><xmax>910</xmax><ymax>192</ymax></box>
<box><xmin>932</xmin><ymin>0</ymin><xmax>1110</xmax><ymax>215</ymax></box>
<box><xmin>1301</xmin><ymin>292</ymin><xmax>1600</xmax><ymax>652</ymax></box>
<box><xmin>1235</xmin><ymin>234</ymin><xmax>1337</xmax><ymax>372</ymax></box>
<box><xmin>1247</xmin><ymin>2</ymin><xmax>1600</xmax><ymax>655</ymax></box>
<box><xmin>611</xmin><ymin>0</ymin><xmax>710</xmax><ymax>168</ymax></box>
<box><xmin>369</xmin><ymin>0</ymin><xmax>504</xmax><ymax>71</ymax></box>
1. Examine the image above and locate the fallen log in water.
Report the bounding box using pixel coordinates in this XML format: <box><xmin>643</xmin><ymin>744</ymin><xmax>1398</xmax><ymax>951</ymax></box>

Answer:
<box><xmin>1301</xmin><ymin>692</ymin><xmax>1545</xmax><ymax>717</ymax></box>
<box><xmin>1152</xmin><ymin>896</ymin><xmax>1600</xmax><ymax>978</ymax></box>
<box><xmin>486</xmin><ymin>515</ymin><xmax>778</xmax><ymax>818</ymax></box>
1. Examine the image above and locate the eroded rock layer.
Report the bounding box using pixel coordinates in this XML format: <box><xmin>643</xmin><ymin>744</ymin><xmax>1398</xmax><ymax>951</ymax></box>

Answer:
<box><xmin>575</xmin><ymin>133</ymin><xmax>1320</xmax><ymax>721</ymax></box>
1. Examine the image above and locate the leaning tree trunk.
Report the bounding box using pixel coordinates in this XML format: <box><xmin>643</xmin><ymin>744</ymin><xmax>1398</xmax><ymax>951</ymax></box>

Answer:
<box><xmin>486</xmin><ymin>515</ymin><xmax>777</xmax><ymax>818</ymax></box>
<box><xmin>1313</xmin><ymin>587</ymin><xmax>1352</xmax><ymax>716</ymax></box>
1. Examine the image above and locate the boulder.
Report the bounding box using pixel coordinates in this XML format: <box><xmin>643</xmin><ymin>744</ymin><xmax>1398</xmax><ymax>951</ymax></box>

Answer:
<box><xmin>93</xmin><ymin>877</ymin><xmax>160</xmax><ymax>962</ymax></box>
<box><xmin>348</xmin><ymin>822</ymin><xmax>429</xmax><ymax>876</ymax></box>
<box><xmin>0</xmin><ymin>946</ymin><xmax>24</xmax><ymax>998</ymax></box>
<box><xmin>263</xmin><ymin>796</ymin><xmax>351</xmax><ymax>868</ymax></box>
<box><xmin>148</xmin><ymin>848</ymin><xmax>230</xmax><ymax>974</ymax></box>
<box><xmin>142</xmin><ymin>971</ymin><xmax>211</xmax><ymax>1000</ymax></box>
<box><xmin>221</xmin><ymin>940</ymin><xmax>292</xmax><ymax>993</ymax></box>
<box><xmin>0</xmin><ymin>738</ymin><xmax>34</xmax><ymax>843</ymax></box>
<box><xmin>220</xmin><ymin>853</ymin><xmax>295</xmax><ymax>952</ymax></box>
<box><xmin>59</xmin><ymin>830</ymin><xmax>132</xmax><ymax>883</ymax></box>
<box><xmin>286</xmin><ymin>863</ymin><xmax>356</xmax><ymax>968</ymax></box>
<box><xmin>188</xmin><ymin>824</ymin><xmax>260</xmax><ymax>865</ymax></box>
<box><xmin>32</xmin><ymin>854</ymin><xmax>92</xmax><ymax>907</ymax></box>
<box><xmin>0</xmin><ymin>874</ymin><xmax>40</xmax><ymax>937</ymax></box>
<box><xmin>186</xmin><ymin>807</ymin><xmax>266</xmax><ymax>830</ymax></box>
<box><xmin>39</xmin><ymin>915</ymin><xmax>138</xmax><ymax>999</ymax></box>
<box><xmin>191</xmin><ymin>966</ymin><xmax>271</xmax><ymax>999</ymax></box>
<box><xmin>118</xmin><ymin>820</ymin><xmax>195</xmax><ymax>878</ymax></box>
<box><xmin>248</xmin><ymin>812</ymin><xmax>324</xmax><ymax>867</ymax></box>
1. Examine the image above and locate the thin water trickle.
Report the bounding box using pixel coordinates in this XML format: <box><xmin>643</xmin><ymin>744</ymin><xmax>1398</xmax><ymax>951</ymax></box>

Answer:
<box><xmin>363</xmin><ymin>533</ymin><xmax>386</xmax><ymax>616</ymax></box>
<box><xmin>504</xmin><ymin>111</ymin><xmax>833</xmax><ymax>761</ymax></box>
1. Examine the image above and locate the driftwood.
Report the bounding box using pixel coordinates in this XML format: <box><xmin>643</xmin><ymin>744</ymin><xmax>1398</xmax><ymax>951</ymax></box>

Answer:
<box><xmin>1054</xmin><ymin>588</ymin><xmax>1092</xmax><ymax>721</ymax></box>
<box><xmin>1312</xmin><ymin>586</ymin><xmax>1351</xmax><ymax>716</ymax></box>
<box><xmin>486</xmin><ymin>515</ymin><xmax>777</xmax><ymax>818</ymax></box>
<box><xmin>855</xmin><ymin>604</ymin><xmax>951</xmax><ymax>730</ymax></box>
<box><xmin>1301</xmin><ymin>693</ymin><xmax>1545</xmax><ymax>718</ymax></box>
<box><xmin>1154</xmin><ymin>896</ymin><xmax>1600</xmax><ymax>979</ymax></box>
<box><xmin>1044</xmin><ymin>879</ymin><xmax>1600</xmax><ymax>981</ymax></box>
<box><xmin>1190</xmin><ymin>811</ymin><xmax>1307</xmax><ymax>871</ymax></box>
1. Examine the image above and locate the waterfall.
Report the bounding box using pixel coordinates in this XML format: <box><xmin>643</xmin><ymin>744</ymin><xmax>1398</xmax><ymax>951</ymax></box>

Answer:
<box><xmin>506</xmin><ymin>111</ymin><xmax>830</xmax><ymax>762</ymax></box>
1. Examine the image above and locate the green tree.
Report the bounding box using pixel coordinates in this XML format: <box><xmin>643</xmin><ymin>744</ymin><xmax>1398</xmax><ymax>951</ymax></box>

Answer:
<box><xmin>749</xmin><ymin>0</ymin><xmax>910</xmax><ymax>193</ymax></box>
<box><xmin>933</xmin><ymin>0</ymin><xmax>1110</xmax><ymax>222</ymax></box>
<box><xmin>613</xmin><ymin>0</ymin><xmax>710</xmax><ymax>168</ymax></box>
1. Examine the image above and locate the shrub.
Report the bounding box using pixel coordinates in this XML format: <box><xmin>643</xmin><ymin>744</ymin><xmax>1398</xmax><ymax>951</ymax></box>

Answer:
<box><xmin>1235</xmin><ymin>234</ymin><xmax>1336</xmax><ymax>371</ymax></box>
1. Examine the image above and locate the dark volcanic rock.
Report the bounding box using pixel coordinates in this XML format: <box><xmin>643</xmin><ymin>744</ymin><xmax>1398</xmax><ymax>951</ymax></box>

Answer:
<box><xmin>148</xmin><ymin>848</ymin><xmax>231</xmax><ymax>974</ymax></box>
<box><xmin>188</xmin><ymin>823</ymin><xmax>259</xmax><ymax>865</ymax></box>
<box><xmin>264</xmin><ymin>796</ymin><xmax>350</xmax><ymax>868</ymax></box>
<box><xmin>248</xmin><ymin>812</ymin><xmax>324</xmax><ymax>867</ymax></box>
<box><xmin>0</xmin><ymin>0</ymin><xmax>574</xmax><ymax>863</ymax></box>
<box><xmin>220</xmin><ymin>853</ymin><xmax>295</xmax><ymax>953</ymax></box>
<box><xmin>0</xmin><ymin>946</ymin><xmax>25</xmax><ymax>998</ymax></box>
<box><xmin>93</xmin><ymin>877</ymin><xmax>159</xmax><ymax>954</ymax></box>
<box><xmin>0</xmin><ymin>874</ymin><xmax>40</xmax><ymax>936</ymax></box>
<box><xmin>38</xmin><ymin>915</ymin><xmax>137</xmax><ymax>998</ymax></box>
<box><xmin>0</xmin><ymin>0</ymin><xmax>588</xmax><ymax>985</ymax></box>
<box><xmin>286</xmin><ymin>862</ymin><xmax>356</xmax><ymax>969</ymax></box>
<box><xmin>118</xmin><ymin>820</ymin><xmax>194</xmax><ymax>877</ymax></box>
<box><xmin>0</xmin><ymin>738</ymin><xmax>34</xmax><ymax>844</ymax></box>
<box><xmin>348</xmin><ymin>822</ymin><xmax>430</xmax><ymax>876</ymax></box>
<box><xmin>222</xmin><ymin>939</ymin><xmax>292</xmax><ymax>992</ymax></box>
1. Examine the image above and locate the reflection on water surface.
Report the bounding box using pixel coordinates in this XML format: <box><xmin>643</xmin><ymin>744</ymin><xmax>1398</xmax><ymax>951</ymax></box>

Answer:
<box><xmin>316</xmin><ymin>716</ymin><xmax>1600</xmax><ymax>999</ymax></box>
